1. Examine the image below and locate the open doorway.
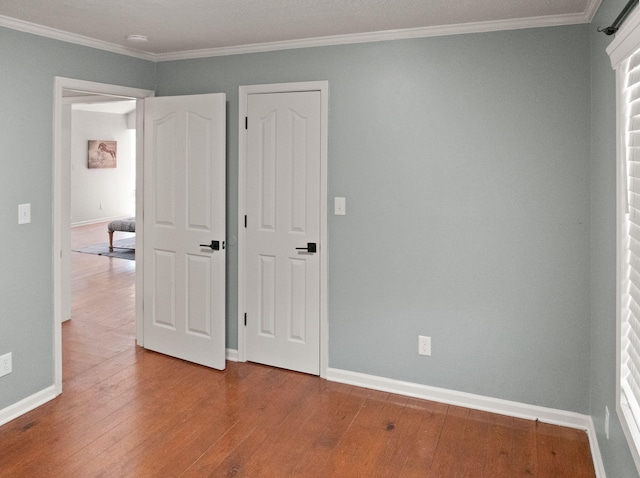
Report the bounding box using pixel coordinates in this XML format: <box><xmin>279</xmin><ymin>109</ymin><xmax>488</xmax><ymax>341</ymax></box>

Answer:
<box><xmin>53</xmin><ymin>77</ymin><xmax>154</xmax><ymax>396</ymax></box>
<box><xmin>64</xmin><ymin>99</ymin><xmax>138</xmax><ymax>384</ymax></box>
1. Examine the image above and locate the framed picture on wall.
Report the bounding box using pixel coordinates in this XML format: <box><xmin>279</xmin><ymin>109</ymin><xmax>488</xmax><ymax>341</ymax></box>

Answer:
<box><xmin>88</xmin><ymin>140</ymin><xmax>117</xmax><ymax>169</ymax></box>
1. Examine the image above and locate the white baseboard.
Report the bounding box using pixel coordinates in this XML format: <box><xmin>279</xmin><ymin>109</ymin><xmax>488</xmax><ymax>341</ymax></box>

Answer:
<box><xmin>71</xmin><ymin>216</ymin><xmax>133</xmax><ymax>227</ymax></box>
<box><xmin>0</xmin><ymin>386</ymin><xmax>57</xmax><ymax>427</ymax></box>
<box><xmin>326</xmin><ymin>367</ymin><xmax>606</xmax><ymax>478</ymax></box>
<box><xmin>585</xmin><ymin>417</ymin><xmax>607</xmax><ymax>478</ymax></box>
<box><xmin>225</xmin><ymin>348</ymin><xmax>239</xmax><ymax>362</ymax></box>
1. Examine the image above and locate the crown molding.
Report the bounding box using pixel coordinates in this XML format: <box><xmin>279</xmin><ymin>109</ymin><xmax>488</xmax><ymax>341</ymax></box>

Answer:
<box><xmin>2</xmin><ymin>6</ymin><xmax>599</xmax><ymax>64</ymax></box>
<box><xmin>585</xmin><ymin>0</ymin><xmax>605</xmax><ymax>23</ymax></box>
<box><xmin>156</xmin><ymin>13</ymin><xmax>591</xmax><ymax>61</ymax></box>
<box><xmin>0</xmin><ymin>15</ymin><xmax>156</xmax><ymax>62</ymax></box>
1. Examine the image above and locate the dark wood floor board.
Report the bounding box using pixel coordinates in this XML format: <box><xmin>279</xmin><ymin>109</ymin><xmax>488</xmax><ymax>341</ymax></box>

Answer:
<box><xmin>508</xmin><ymin>417</ymin><xmax>538</xmax><ymax>477</ymax></box>
<box><xmin>59</xmin><ymin>364</ymin><xmax>229</xmax><ymax>477</ymax></box>
<box><xmin>398</xmin><ymin>399</ymin><xmax>449</xmax><ymax>476</ymax></box>
<box><xmin>427</xmin><ymin>405</ymin><xmax>471</xmax><ymax>477</ymax></box>
<box><xmin>452</xmin><ymin>408</ymin><xmax>494</xmax><ymax>478</ymax></box>
<box><xmin>324</xmin><ymin>421</ymin><xmax>389</xmax><ymax>477</ymax></box>
<box><xmin>285</xmin><ymin>385</ymin><xmax>368</xmax><ymax>478</ymax></box>
<box><xmin>3</xmin><ymin>353</ymin><xmax>199</xmax><ymax>477</ymax></box>
<box><xmin>179</xmin><ymin>370</ymin><xmax>308</xmax><ymax>477</ymax></box>
<box><xmin>204</xmin><ymin>372</ymin><xmax>328</xmax><ymax>477</ymax></box>
<box><xmin>352</xmin><ymin>390</ymin><xmax>394</xmax><ymax>429</ymax></box>
<box><xmin>536</xmin><ymin>421</ymin><xmax>595</xmax><ymax>478</ymax></box>
<box><xmin>478</xmin><ymin>411</ymin><xmax>515</xmax><ymax>478</ymax></box>
<box><xmin>227</xmin><ymin>376</ymin><xmax>338</xmax><ymax>477</ymax></box>
<box><xmin>370</xmin><ymin>397</ymin><xmax>434</xmax><ymax>477</ymax></box>
<box><xmin>150</xmin><ymin>364</ymin><xmax>278</xmax><ymax>477</ymax></box>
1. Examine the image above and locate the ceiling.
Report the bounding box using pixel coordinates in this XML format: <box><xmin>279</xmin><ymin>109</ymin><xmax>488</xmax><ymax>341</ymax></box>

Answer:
<box><xmin>0</xmin><ymin>0</ymin><xmax>603</xmax><ymax>61</ymax></box>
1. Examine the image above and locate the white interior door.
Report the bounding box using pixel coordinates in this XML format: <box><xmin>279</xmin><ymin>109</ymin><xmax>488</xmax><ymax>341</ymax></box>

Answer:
<box><xmin>245</xmin><ymin>91</ymin><xmax>321</xmax><ymax>375</ymax></box>
<box><xmin>143</xmin><ymin>93</ymin><xmax>226</xmax><ymax>370</ymax></box>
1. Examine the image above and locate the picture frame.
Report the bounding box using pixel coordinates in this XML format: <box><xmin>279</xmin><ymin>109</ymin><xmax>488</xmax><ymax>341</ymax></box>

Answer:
<box><xmin>88</xmin><ymin>140</ymin><xmax>117</xmax><ymax>169</ymax></box>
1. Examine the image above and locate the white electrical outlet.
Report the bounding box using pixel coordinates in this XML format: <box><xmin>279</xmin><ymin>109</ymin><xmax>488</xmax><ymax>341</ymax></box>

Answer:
<box><xmin>419</xmin><ymin>336</ymin><xmax>431</xmax><ymax>356</ymax></box>
<box><xmin>0</xmin><ymin>353</ymin><xmax>12</xmax><ymax>378</ymax></box>
<box><xmin>605</xmin><ymin>406</ymin><xmax>610</xmax><ymax>440</ymax></box>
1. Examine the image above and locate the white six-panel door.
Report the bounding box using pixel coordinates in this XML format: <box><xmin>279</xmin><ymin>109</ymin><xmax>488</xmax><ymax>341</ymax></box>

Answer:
<box><xmin>245</xmin><ymin>91</ymin><xmax>322</xmax><ymax>375</ymax></box>
<box><xmin>143</xmin><ymin>93</ymin><xmax>226</xmax><ymax>370</ymax></box>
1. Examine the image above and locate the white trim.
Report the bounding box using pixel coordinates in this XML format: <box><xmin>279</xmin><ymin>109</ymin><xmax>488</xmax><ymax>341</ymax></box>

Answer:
<box><xmin>3</xmin><ymin>8</ymin><xmax>598</xmax><ymax>63</ymax></box>
<box><xmin>610</xmin><ymin>6</ymin><xmax>640</xmax><ymax>469</ymax></box>
<box><xmin>71</xmin><ymin>215</ymin><xmax>133</xmax><ymax>228</ymax></box>
<box><xmin>156</xmin><ymin>13</ymin><xmax>592</xmax><ymax>61</ymax></box>
<box><xmin>0</xmin><ymin>15</ymin><xmax>155</xmax><ymax>61</ymax></box>
<box><xmin>0</xmin><ymin>386</ymin><xmax>57</xmax><ymax>427</ymax></box>
<box><xmin>588</xmin><ymin>420</ymin><xmax>608</xmax><ymax>478</ymax></box>
<box><xmin>614</xmin><ymin>51</ymin><xmax>640</xmax><ymax>473</ymax></box>
<box><xmin>607</xmin><ymin>6</ymin><xmax>640</xmax><ymax>69</ymax></box>
<box><xmin>225</xmin><ymin>349</ymin><xmax>239</xmax><ymax>362</ymax></box>
<box><xmin>327</xmin><ymin>367</ymin><xmax>606</xmax><ymax>478</ymax></box>
<box><xmin>585</xmin><ymin>0</ymin><xmax>605</xmax><ymax>23</ymax></box>
<box><xmin>237</xmin><ymin>81</ymin><xmax>329</xmax><ymax>379</ymax></box>
<box><xmin>134</xmin><ymin>98</ymin><xmax>145</xmax><ymax>346</ymax></box>
<box><xmin>53</xmin><ymin>77</ymin><xmax>154</xmax><ymax>396</ymax></box>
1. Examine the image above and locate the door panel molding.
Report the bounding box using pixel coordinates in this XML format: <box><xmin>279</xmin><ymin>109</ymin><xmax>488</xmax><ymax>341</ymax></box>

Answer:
<box><xmin>238</xmin><ymin>81</ymin><xmax>329</xmax><ymax>378</ymax></box>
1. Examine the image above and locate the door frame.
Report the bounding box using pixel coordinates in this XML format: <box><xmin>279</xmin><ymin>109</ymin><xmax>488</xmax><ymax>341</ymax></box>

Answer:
<box><xmin>52</xmin><ymin>77</ymin><xmax>155</xmax><ymax>395</ymax></box>
<box><xmin>237</xmin><ymin>81</ymin><xmax>329</xmax><ymax>378</ymax></box>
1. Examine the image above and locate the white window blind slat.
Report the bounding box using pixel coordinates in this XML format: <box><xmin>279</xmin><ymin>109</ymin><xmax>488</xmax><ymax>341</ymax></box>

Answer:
<box><xmin>628</xmin><ymin>51</ymin><xmax>640</xmax><ymax>72</ymax></box>
<box><xmin>628</xmin><ymin>149</ymin><xmax>640</xmax><ymax>164</ymax></box>
<box><xmin>629</xmin><ymin>100</ymin><xmax>640</xmax><ymax>117</ymax></box>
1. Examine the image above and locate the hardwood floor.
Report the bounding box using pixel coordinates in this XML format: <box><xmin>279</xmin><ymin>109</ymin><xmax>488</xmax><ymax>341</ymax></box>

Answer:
<box><xmin>0</xmin><ymin>222</ymin><xmax>596</xmax><ymax>477</ymax></box>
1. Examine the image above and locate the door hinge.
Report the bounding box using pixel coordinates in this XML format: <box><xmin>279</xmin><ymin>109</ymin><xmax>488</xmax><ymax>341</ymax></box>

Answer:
<box><xmin>244</xmin><ymin>215</ymin><xmax>247</xmax><ymax>228</ymax></box>
<box><xmin>244</xmin><ymin>313</ymin><xmax>247</xmax><ymax>326</ymax></box>
<box><xmin>245</xmin><ymin>116</ymin><xmax>248</xmax><ymax>130</ymax></box>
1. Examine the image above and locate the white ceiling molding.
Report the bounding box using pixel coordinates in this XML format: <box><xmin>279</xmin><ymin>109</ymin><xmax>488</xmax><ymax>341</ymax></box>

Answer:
<box><xmin>157</xmin><ymin>12</ymin><xmax>596</xmax><ymax>62</ymax></box>
<box><xmin>0</xmin><ymin>15</ymin><xmax>156</xmax><ymax>61</ymax></box>
<box><xmin>585</xmin><ymin>0</ymin><xmax>605</xmax><ymax>23</ymax></box>
<box><xmin>2</xmin><ymin>0</ymin><xmax>604</xmax><ymax>63</ymax></box>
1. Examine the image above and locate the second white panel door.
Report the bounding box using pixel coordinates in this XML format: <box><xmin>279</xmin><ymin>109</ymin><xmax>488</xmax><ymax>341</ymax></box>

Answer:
<box><xmin>246</xmin><ymin>91</ymin><xmax>321</xmax><ymax>375</ymax></box>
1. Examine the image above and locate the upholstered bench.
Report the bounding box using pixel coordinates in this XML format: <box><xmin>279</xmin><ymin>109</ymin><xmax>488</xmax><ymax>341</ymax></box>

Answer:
<box><xmin>107</xmin><ymin>218</ymin><xmax>136</xmax><ymax>252</ymax></box>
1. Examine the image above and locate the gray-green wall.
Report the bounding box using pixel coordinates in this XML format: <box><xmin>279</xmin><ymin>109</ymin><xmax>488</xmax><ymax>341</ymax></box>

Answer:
<box><xmin>0</xmin><ymin>27</ymin><xmax>155</xmax><ymax>409</ymax></box>
<box><xmin>157</xmin><ymin>25</ymin><xmax>592</xmax><ymax>413</ymax></box>
<box><xmin>2</xmin><ymin>3</ymin><xmax>639</xmax><ymax>474</ymax></box>
<box><xmin>590</xmin><ymin>0</ymin><xmax>640</xmax><ymax>476</ymax></box>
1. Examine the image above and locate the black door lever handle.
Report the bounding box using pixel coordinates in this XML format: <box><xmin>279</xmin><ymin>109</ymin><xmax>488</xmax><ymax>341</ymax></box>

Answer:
<box><xmin>200</xmin><ymin>240</ymin><xmax>220</xmax><ymax>250</ymax></box>
<box><xmin>295</xmin><ymin>242</ymin><xmax>317</xmax><ymax>253</ymax></box>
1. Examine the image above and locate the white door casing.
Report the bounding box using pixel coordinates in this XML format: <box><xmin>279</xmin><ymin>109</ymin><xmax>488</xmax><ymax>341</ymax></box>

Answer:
<box><xmin>53</xmin><ymin>77</ymin><xmax>155</xmax><ymax>396</ymax></box>
<box><xmin>238</xmin><ymin>82</ymin><xmax>329</xmax><ymax>377</ymax></box>
<box><xmin>143</xmin><ymin>93</ymin><xmax>226</xmax><ymax>370</ymax></box>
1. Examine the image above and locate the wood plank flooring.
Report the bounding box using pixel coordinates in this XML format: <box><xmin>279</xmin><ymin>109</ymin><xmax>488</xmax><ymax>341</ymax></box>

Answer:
<box><xmin>0</xmin><ymin>222</ymin><xmax>596</xmax><ymax>477</ymax></box>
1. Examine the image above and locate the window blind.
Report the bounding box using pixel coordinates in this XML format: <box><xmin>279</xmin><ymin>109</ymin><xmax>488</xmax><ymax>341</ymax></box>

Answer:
<box><xmin>622</xmin><ymin>50</ymin><xmax>640</xmax><ymax>434</ymax></box>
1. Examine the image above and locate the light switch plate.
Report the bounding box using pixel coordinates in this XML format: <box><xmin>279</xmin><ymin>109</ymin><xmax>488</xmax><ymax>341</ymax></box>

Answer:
<box><xmin>18</xmin><ymin>203</ymin><xmax>31</xmax><ymax>224</ymax></box>
<box><xmin>334</xmin><ymin>197</ymin><xmax>346</xmax><ymax>215</ymax></box>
